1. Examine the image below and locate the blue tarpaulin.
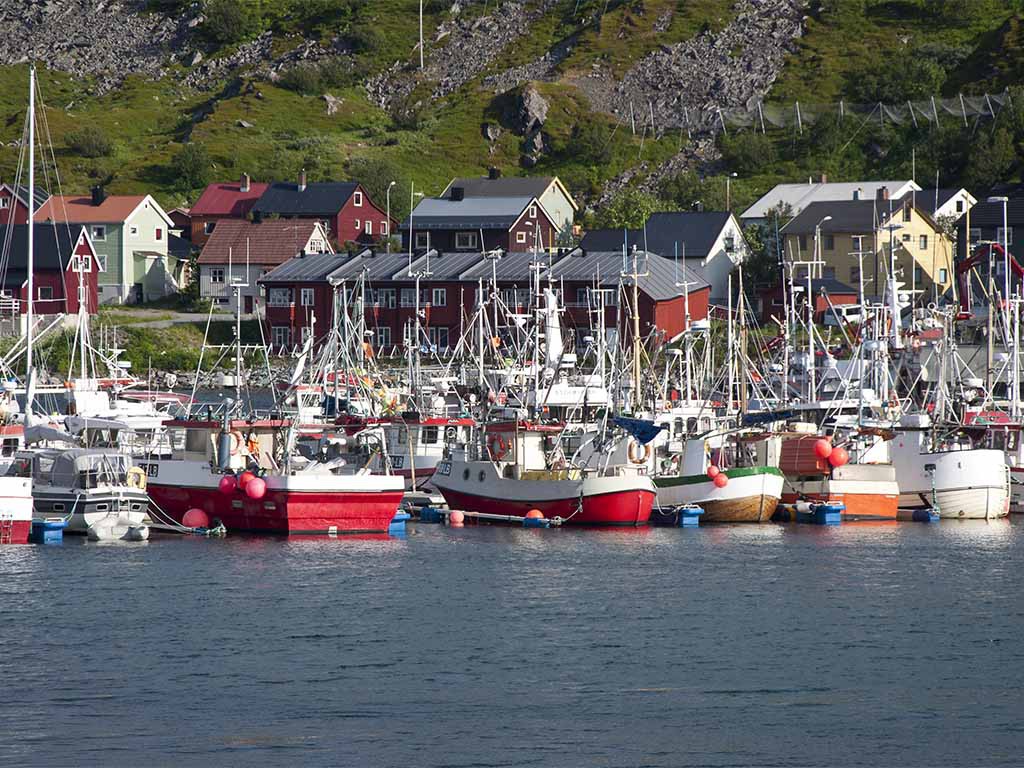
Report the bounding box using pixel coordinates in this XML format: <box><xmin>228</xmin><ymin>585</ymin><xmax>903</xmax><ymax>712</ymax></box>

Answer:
<box><xmin>612</xmin><ymin>416</ymin><xmax>666</xmax><ymax>445</ymax></box>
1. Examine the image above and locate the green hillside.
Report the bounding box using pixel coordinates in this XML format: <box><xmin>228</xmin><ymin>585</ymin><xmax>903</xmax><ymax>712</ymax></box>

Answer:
<box><xmin>1</xmin><ymin>0</ymin><xmax>1022</xmax><ymax>224</ymax></box>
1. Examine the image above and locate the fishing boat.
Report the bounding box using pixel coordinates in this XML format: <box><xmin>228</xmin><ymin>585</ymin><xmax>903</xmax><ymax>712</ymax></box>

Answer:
<box><xmin>0</xmin><ymin>474</ymin><xmax>33</xmax><ymax>544</ymax></box>
<box><xmin>139</xmin><ymin>415</ymin><xmax>404</xmax><ymax>534</ymax></box>
<box><xmin>432</xmin><ymin>420</ymin><xmax>655</xmax><ymax>525</ymax></box>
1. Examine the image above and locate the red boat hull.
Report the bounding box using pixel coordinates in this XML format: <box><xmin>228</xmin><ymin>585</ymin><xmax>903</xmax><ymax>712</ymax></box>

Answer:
<box><xmin>438</xmin><ymin>486</ymin><xmax>654</xmax><ymax>526</ymax></box>
<box><xmin>148</xmin><ymin>484</ymin><xmax>403</xmax><ymax>535</ymax></box>
<box><xmin>2</xmin><ymin>519</ymin><xmax>31</xmax><ymax>544</ymax></box>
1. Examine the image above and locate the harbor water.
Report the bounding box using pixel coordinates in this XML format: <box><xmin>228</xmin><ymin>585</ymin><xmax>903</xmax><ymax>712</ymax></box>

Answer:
<box><xmin>2</xmin><ymin>520</ymin><xmax>1023</xmax><ymax>767</ymax></box>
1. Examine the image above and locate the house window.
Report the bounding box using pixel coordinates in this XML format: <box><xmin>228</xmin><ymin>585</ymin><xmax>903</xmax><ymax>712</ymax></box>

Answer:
<box><xmin>96</xmin><ymin>254</ymin><xmax>108</xmax><ymax>273</ymax></box>
<box><xmin>914</xmin><ymin>266</ymin><xmax>924</xmax><ymax>284</ymax></box>
<box><xmin>354</xmin><ymin>218</ymin><xmax>360</xmax><ymax>230</ymax></box>
<box><xmin>851</xmin><ymin>235</ymin><xmax>864</xmax><ymax>253</ymax></box>
<box><xmin>353</xmin><ymin>191</ymin><xmax>363</xmax><ymax>207</ymax></box>
<box><xmin>902</xmin><ymin>205</ymin><xmax>911</xmax><ymax>222</ymax></box>
<box><xmin>155</xmin><ymin>228</ymin><xmax>163</xmax><ymax>241</ymax></box>
<box><xmin>414</xmin><ymin>232</ymin><xmax>430</xmax><ymax>249</ymax></box>
<box><xmin>268</xmin><ymin>288</ymin><xmax>293</xmax><ymax>306</ymax></box>
<box><xmin>901</xmin><ymin>233</ymin><xmax>911</xmax><ymax>242</ymax></box>
<box><xmin>376</xmin><ymin>326</ymin><xmax>392</xmax><ymax>347</ymax></box>
<box><xmin>824</xmin><ymin>235</ymin><xmax>835</xmax><ymax>251</ymax></box>
<box><xmin>301</xmin><ymin>326</ymin><xmax>313</xmax><ymax>344</ymax></box>
<box><xmin>374</xmin><ymin>288</ymin><xmax>396</xmax><ymax>308</ymax></box>
<box><xmin>210</xmin><ymin>268</ymin><xmax>225</xmax><ymax>283</ymax></box>
<box><xmin>919</xmin><ymin>234</ymin><xmax>928</xmax><ymax>250</ymax></box>
<box><xmin>0</xmin><ymin>197</ymin><xmax>8</xmax><ymax>209</ymax></box>
<box><xmin>798</xmin><ymin>234</ymin><xmax>807</xmax><ymax>251</ymax></box>
<box><xmin>956</xmin><ymin>200</ymin><xmax>964</xmax><ymax>213</ymax></box>
<box><xmin>431</xmin><ymin>288</ymin><xmax>446</xmax><ymax>307</ymax></box>
<box><xmin>969</xmin><ymin>228</ymin><xmax>982</xmax><ymax>243</ymax></box>
<box><xmin>129</xmin><ymin>225</ymin><xmax>138</xmax><ymax>236</ymax></box>
<box><xmin>723</xmin><ymin>236</ymin><xmax>736</xmax><ymax>252</ymax></box>
<box><xmin>939</xmin><ymin>268</ymin><xmax>949</xmax><ymax>283</ymax></box>
<box><xmin>300</xmin><ymin>287</ymin><xmax>314</xmax><ymax>307</ymax></box>
<box><xmin>365</xmin><ymin>220</ymin><xmax>372</xmax><ymax>236</ymax></box>
<box><xmin>429</xmin><ymin>327</ymin><xmax>449</xmax><ymax>349</ymax></box>
<box><xmin>528</xmin><ymin>204</ymin><xmax>537</xmax><ymax>219</ymax></box>
<box><xmin>516</xmin><ymin>231</ymin><xmax>527</xmax><ymax>244</ymax></box>
<box><xmin>272</xmin><ymin>326</ymin><xmax>291</xmax><ymax>348</ymax></box>
<box><xmin>400</xmin><ymin>288</ymin><xmax>416</xmax><ymax>307</ymax></box>
<box><xmin>91</xmin><ymin>225</ymin><xmax>106</xmax><ymax>241</ymax></box>
<box><xmin>38</xmin><ymin>286</ymin><xmax>53</xmax><ymax>300</ymax></box>
<box><xmin>455</xmin><ymin>232</ymin><xmax>478</xmax><ymax>250</ymax></box>
<box><xmin>850</xmin><ymin>266</ymin><xmax>860</xmax><ymax>283</ymax></box>
<box><xmin>381</xmin><ymin>221</ymin><xmax>388</xmax><ymax>235</ymax></box>
<box><xmin>76</xmin><ymin>254</ymin><xmax>92</xmax><ymax>272</ymax></box>
<box><xmin>997</xmin><ymin>226</ymin><xmax>1014</xmax><ymax>244</ymax></box>
<box><xmin>204</xmin><ymin>221</ymin><xmax>216</xmax><ymax>235</ymax></box>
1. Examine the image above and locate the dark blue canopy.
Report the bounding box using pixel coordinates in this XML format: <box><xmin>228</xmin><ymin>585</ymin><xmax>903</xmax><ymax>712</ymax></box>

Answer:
<box><xmin>612</xmin><ymin>416</ymin><xmax>666</xmax><ymax>445</ymax></box>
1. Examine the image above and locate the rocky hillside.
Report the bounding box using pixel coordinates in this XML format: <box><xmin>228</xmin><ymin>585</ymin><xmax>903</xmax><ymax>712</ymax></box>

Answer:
<box><xmin>0</xmin><ymin>0</ymin><xmax>1021</xmax><ymax>222</ymax></box>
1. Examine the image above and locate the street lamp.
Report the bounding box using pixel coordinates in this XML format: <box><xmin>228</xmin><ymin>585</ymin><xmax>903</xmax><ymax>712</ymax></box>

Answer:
<box><xmin>988</xmin><ymin>195</ymin><xmax>1010</xmax><ymax>312</ymax></box>
<box><xmin>726</xmin><ymin>172</ymin><xmax>738</xmax><ymax>211</ymax></box>
<box><xmin>407</xmin><ymin>184</ymin><xmax>425</xmax><ymax>266</ymax></box>
<box><xmin>814</xmin><ymin>215</ymin><xmax>832</xmax><ymax>279</ymax></box>
<box><xmin>386</xmin><ymin>181</ymin><xmax>396</xmax><ymax>253</ymax></box>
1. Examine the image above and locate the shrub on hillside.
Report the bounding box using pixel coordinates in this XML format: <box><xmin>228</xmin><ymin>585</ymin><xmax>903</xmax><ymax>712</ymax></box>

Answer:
<box><xmin>65</xmin><ymin>126</ymin><xmax>113</xmax><ymax>158</ymax></box>
<box><xmin>279</xmin><ymin>62</ymin><xmax>323</xmax><ymax>95</ymax></box>
<box><xmin>201</xmin><ymin>0</ymin><xmax>261</xmax><ymax>46</ymax></box>
<box><xmin>718</xmin><ymin>131</ymin><xmax>777</xmax><ymax>175</ymax></box>
<box><xmin>172</xmin><ymin>143</ymin><xmax>211</xmax><ymax>191</ymax></box>
<box><xmin>572</xmin><ymin>120</ymin><xmax>614</xmax><ymax>164</ymax></box>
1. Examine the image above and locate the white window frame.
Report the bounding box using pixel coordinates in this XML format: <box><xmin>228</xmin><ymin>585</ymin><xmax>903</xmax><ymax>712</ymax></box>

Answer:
<box><xmin>300</xmin><ymin>287</ymin><xmax>314</xmax><ymax>307</ymax></box>
<box><xmin>76</xmin><ymin>254</ymin><xmax>92</xmax><ymax>273</ymax></box>
<box><xmin>268</xmin><ymin>287</ymin><xmax>293</xmax><ymax>307</ymax></box>
<box><xmin>376</xmin><ymin>326</ymin><xmax>392</xmax><ymax>347</ymax></box>
<box><xmin>90</xmin><ymin>225</ymin><xmax>106</xmax><ymax>241</ymax></box>
<box><xmin>431</xmin><ymin>287</ymin><xmax>446</xmax><ymax>307</ymax></box>
<box><xmin>95</xmin><ymin>254</ymin><xmax>108</xmax><ymax>273</ymax></box>
<box><xmin>365</xmin><ymin>220</ymin><xmax>372</xmax><ymax>235</ymax></box>
<box><xmin>400</xmin><ymin>288</ymin><xmax>416</xmax><ymax>307</ymax></box>
<box><xmin>210</xmin><ymin>268</ymin><xmax>225</xmax><ymax>284</ymax></box>
<box><xmin>381</xmin><ymin>220</ymin><xmax>389</xmax><ymax>235</ymax></box>
<box><xmin>429</xmin><ymin>326</ymin><xmax>449</xmax><ymax>349</ymax></box>
<box><xmin>38</xmin><ymin>286</ymin><xmax>53</xmax><ymax>300</ymax></box>
<box><xmin>939</xmin><ymin>268</ymin><xmax>949</xmax><ymax>283</ymax></box>
<box><xmin>956</xmin><ymin>200</ymin><xmax>964</xmax><ymax>213</ymax></box>
<box><xmin>272</xmin><ymin>326</ymin><xmax>290</xmax><ymax>348</ymax></box>
<box><xmin>380</xmin><ymin>288</ymin><xmax>396</xmax><ymax>308</ymax></box>
<box><xmin>414</xmin><ymin>232</ymin><xmax>430</xmax><ymax>249</ymax></box>
<box><xmin>204</xmin><ymin>221</ymin><xmax>216</xmax><ymax>235</ymax></box>
<box><xmin>354</xmin><ymin>218</ymin><xmax>360</xmax><ymax>230</ymax></box>
<box><xmin>454</xmin><ymin>231</ymin><xmax>478</xmax><ymax>250</ymax></box>
<box><xmin>0</xmin><ymin>197</ymin><xmax>8</xmax><ymax>210</ymax></box>
<box><xmin>919</xmin><ymin>234</ymin><xmax>928</xmax><ymax>250</ymax></box>
<box><xmin>851</xmin><ymin>235</ymin><xmax>864</xmax><ymax>253</ymax></box>
<box><xmin>516</xmin><ymin>231</ymin><xmax>527</xmax><ymax>244</ymax></box>
<box><xmin>300</xmin><ymin>326</ymin><xmax>313</xmax><ymax>344</ymax></box>
<box><xmin>529</xmin><ymin>204</ymin><xmax>537</xmax><ymax>219</ymax></box>
<box><xmin>353</xmin><ymin>191</ymin><xmax>363</xmax><ymax>207</ymax></box>
<box><xmin>997</xmin><ymin>226</ymin><xmax>1014</xmax><ymax>244</ymax></box>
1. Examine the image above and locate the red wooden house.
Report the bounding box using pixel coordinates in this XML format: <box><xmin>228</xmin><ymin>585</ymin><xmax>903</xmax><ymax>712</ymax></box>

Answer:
<box><xmin>400</xmin><ymin>192</ymin><xmax>558</xmax><ymax>253</ymax></box>
<box><xmin>0</xmin><ymin>183</ymin><xmax>51</xmax><ymax>226</ymax></box>
<box><xmin>0</xmin><ymin>223</ymin><xmax>99</xmax><ymax>316</ymax></box>
<box><xmin>189</xmin><ymin>174</ymin><xmax>269</xmax><ymax>246</ymax></box>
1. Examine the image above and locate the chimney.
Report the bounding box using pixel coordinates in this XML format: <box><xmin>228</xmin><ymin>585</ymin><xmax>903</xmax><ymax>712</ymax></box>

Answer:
<box><xmin>91</xmin><ymin>185</ymin><xmax>106</xmax><ymax>207</ymax></box>
<box><xmin>877</xmin><ymin>186</ymin><xmax>889</xmax><ymax>201</ymax></box>
<box><xmin>240</xmin><ymin>173</ymin><xmax>250</xmax><ymax>193</ymax></box>
<box><xmin>451</xmin><ymin>186</ymin><xmax>465</xmax><ymax>201</ymax></box>
<box><xmin>488</xmin><ymin>167</ymin><xmax>501</xmax><ymax>180</ymax></box>
<box><xmin>298</xmin><ymin>169</ymin><xmax>307</xmax><ymax>192</ymax></box>
<box><xmin>820</xmin><ymin>173</ymin><xmax>827</xmax><ymax>183</ymax></box>
<box><xmin>253</xmin><ymin>209</ymin><xmax>263</xmax><ymax>224</ymax></box>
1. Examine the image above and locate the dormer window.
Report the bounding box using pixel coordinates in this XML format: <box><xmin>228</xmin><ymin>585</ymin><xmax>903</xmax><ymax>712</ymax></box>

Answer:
<box><xmin>353</xmin><ymin>191</ymin><xmax>363</xmax><ymax>207</ymax></box>
<box><xmin>528</xmin><ymin>205</ymin><xmax>537</xmax><ymax>219</ymax></box>
<box><xmin>455</xmin><ymin>231</ymin><xmax>478</xmax><ymax>250</ymax></box>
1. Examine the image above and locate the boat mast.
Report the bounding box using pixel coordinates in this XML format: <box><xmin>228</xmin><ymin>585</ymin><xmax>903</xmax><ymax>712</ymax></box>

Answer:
<box><xmin>26</xmin><ymin>64</ymin><xmax>35</xmax><ymax>376</ymax></box>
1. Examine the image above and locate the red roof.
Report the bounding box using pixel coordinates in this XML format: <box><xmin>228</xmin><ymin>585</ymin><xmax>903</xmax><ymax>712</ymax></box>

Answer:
<box><xmin>197</xmin><ymin>219</ymin><xmax>329</xmax><ymax>265</ymax></box>
<box><xmin>190</xmin><ymin>180</ymin><xmax>269</xmax><ymax>218</ymax></box>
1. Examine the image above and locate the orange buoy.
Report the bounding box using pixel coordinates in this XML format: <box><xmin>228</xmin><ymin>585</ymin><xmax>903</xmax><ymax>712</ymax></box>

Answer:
<box><xmin>525</xmin><ymin>509</ymin><xmax>544</xmax><ymax>519</ymax></box>
<box><xmin>449</xmin><ymin>510</ymin><xmax>465</xmax><ymax>527</ymax></box>
<box><xmin>706</xmin><ymin>465</ymin><xmax>720</xmax><ymax>479</ymax></box>
<box><xmin>182</xmin><ymin>508</ymin><xmax>209</xmax><ymax>529</ymax></box>
<box><xmin>828</xmin><ymin>447</ymin><xmax>849</xmax><ymax>467</ymax></box>
<box><xmin>713</xmin><ymin>473</ymin><xmax>729</xmax><ymax>488</ymax></box>
<box><xmin>813</xmin><ymin>439</ymin><xmax>833</xmax><ymax>459</ymax></box>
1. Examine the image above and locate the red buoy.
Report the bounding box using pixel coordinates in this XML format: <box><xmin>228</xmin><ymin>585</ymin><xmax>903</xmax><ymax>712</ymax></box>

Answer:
<box><xmin>245</xmin><ymin>477</ymin><xmax>267</xmax><ymax>499</ymax></box>
<box><xmin>713</xmin><ymin>473</ymin><xmax>729</xmax><ymax>488</ymax></box>
<box><xmin>525</xmin><ymin>509</ymin><xmax>544</xmax><ymax>519</ymax></box>
<box><xmin>813</xmin><ymin>438</ymin><xmax>833</xmax><ymax>459</ymax></box>
<box><xmin>218</xmin><ymin>475</ymin><xmax>236</xmax><ymax>495</ymax></box>
<box><xmin>449</xmin><ymin>509</ymin><xmax>465</xmax><ymax>527</ymax></box>
<box><xmin>706</xmin><ymin>465</ymin><xmax>720</xmax><ymax>479</ymax></box>
<box><xmin>828</xmin><ymin>447</ymin><xmax>849</xmax><ymax>467</ymax></box>
<box><xmin>238</xmin><ymin>470</ymin><xmax>256</xmax><ymax>489</ymax></box>
<box><xmin>182</xmin><ymin>508</ymin><xmax>209</xmax><ymax>529</ymax></box>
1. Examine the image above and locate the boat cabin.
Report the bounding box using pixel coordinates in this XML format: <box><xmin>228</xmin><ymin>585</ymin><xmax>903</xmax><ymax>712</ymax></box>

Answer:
<box><xmin>16</xmin><ymin>448</ymin><xmax>132</xmax><ymax>490</ymax></box>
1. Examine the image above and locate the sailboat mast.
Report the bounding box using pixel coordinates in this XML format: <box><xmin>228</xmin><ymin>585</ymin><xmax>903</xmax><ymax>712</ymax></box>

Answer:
<box><xmin>26</xmin><ymin>65</ymin><xmax>35</xmax><ymax>374</ymax></box>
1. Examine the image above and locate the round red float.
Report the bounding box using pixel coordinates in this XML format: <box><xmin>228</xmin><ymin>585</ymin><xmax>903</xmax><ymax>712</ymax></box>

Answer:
<box><xmin>706</xmin><ymin>465</ymin><xmax>720</xmax><ymax>479</ymax></box>
<box><xmin>182</xmin><ymin>508</ymin><xmax>210</xmax><ymax>529</ymax></box>
<box><xmin>828</xmin><ymin>447</ymin><xmax>849</xmax><ymax>467</ymax></box>
<box><xmin>245</xmin><ymin>477</ymin><xmax>267</xmax><ymax>499</ymax></box>
<box><xmin>713</xmin><ymin>473</ymin><xmax>729</xmax><ymax>488</ymax></box>
<box><xmin>238</xmin><ymin>470</ymin><xmax>256</xmax><ymax>489</ymax></box>
<box><xmin>813</xmin><ymin>438</ymin><xmax>833</xmax><ymax>459</ymax></box>
<box><xmin>218</xmin><ymin>475</ymin><xmax>237</xmax><ymax>495</ymax></box>
<box><xmin>525</xmin><ymin>509</ymin><xmax>544</xmax><ymax>519</ymax></box>
<box><xmin>449</xmin><ymin>510</ymin><xmax>465</xmax><ymax>527</ymax></box>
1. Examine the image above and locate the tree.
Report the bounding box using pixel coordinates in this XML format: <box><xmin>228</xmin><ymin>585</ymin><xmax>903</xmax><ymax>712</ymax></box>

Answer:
<box><xmin>742</xmin><ymin>204</ymin><xmax>792</xmax><ymax>289</ymax></box>
<box><xmin>172</xmin><ymin>143</ymin><xmax>211</xmax><ymax>191</ymax></box>
<box><xmin>592</xmin><ymin>187</ymin><xmax>663</xmax><ymax>229</ymax></box>
<box><xmin>659</xmin><ymin>171</ymin><xmax>727</xmax><ymax>212</ymax></box>
<box><xmin>964</xmin><ymin>128</ymin><xmax>1017</xmax><ymax>191</ymax></box>
<box><xmin>718</xmin><ymin>131</ymin><xmax>777</xmax><ymax>175</ymax></box>
<box><xmin>346</xmin><ymin>157</ymin><xmax>412</xmax><ymax>224</ymax></box>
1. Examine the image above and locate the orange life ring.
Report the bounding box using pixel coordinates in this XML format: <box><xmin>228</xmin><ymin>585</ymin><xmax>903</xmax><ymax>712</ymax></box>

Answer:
<box><xmin>228</xmin><ymin>430</ymin><xmax>244</xmax><ymax>456</ymax></box>
<box><xmin>487</xmin><ymin>434</ymin><xmax>509</xmax><ymax>461</ymax></box>
<box><xmin>627</xmin><ymin>440</ymin><xmax>652</xmax><ymax>465</ymax></box>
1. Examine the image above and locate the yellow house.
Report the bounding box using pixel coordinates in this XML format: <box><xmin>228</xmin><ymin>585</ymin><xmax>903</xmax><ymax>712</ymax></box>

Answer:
<box><xmin>780</xmin><ymin>196</ymin><xmax>954</xmax><ymax>301</ymax></box>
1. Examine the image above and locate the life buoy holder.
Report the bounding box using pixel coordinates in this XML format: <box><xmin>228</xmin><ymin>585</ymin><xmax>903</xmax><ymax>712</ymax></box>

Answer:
<box><xmin>126</xmin><ymin>467</ymin><xmax>147</xmax><ymax>491</ymax></box>
<box><xmin>628</xmin><ymin>440</ymin><xmax>652</xmax><ymax>465</ymax></box>
<box><xmin>228</xmin><ymin>430</ymin><xmax>244</xmax><ymax>456</ymax></box>
<box><xmin>487</xmin><ymin>434</ymin><xmax>509</xmax><ymax>461</ymax></box>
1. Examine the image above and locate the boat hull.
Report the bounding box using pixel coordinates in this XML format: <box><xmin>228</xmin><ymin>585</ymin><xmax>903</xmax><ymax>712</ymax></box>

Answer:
<box><xmin>0</xmin><ymin>477</ymin><xmax>32</xmax><ymax>544</ymax></box>
<box><xmin>781</xmin><ymin>466</ymin><xmax>900</xmax><ymax>522</ymax></box>
<box><xmin>34</xmin><ymin>489</ymin><xmax>150</xmax><ymax>534</ymax></box>
<box><xmin>432</xmin><ymin>461</ymin><xmax>654</xmax><ymax>526</ymax></box>
<box><xmin>891</xmin><ymin>446</ymin><xmax>1010</xmax><ymax>519</ymax></box>
<box><xmin>654</xmin><ymin>467</ymin><xmax>783</xmax><ymax>523</ymax></box>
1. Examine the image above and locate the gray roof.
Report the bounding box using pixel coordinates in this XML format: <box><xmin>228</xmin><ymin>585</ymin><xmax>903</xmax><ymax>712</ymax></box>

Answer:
<box><xmin>401</xmin><ymin>196</ymin><xmax>533</xmax><ymax>230</ymax></box>
<box><xmin>897</xmin><ymin>188</ymin><xmax>965</xmax><ymax>216</ymax></box>
<box><xmin>0</xmin><ymin>223</ymin><xmax>88</xmax><ymax>290</ymax></box>
<box><xmin>442</xmin><ymin>176</ymin><xmax>553</xmax><ymax>199</ymax></box>
<box><xmin>325</xmin><ymin>250</ymin><xmax>416</xmax><ymax>282</ymax></box>
<box><xmin>252</xmin><ymin>182</ymin><xmax>358</xmax><ymax>216</ymax></box>
<box><xmin>6</xmin><ymin>184</ymin><xmax>50</xmax><ymax>210</ymax></box>
<box><xmin>581</xmin><ymin>211</ymin><xmax>734</xmax><ymax>260</ymax></box>
<box><xmin>398</xmin><ymin>249</ymin><xmax>484</xmax><ymax>281</ymax></box>
<box><xmin>552</xmin><ymin>249</ymin><xmax>709</xmax><ymax>301</ymax></box>
<box><xmin>459</xmin><ymin>249</ymin><xmax>542</xmax><ymax>281</ymax></box>
<box><xmin>965</xmin><ymin>198</ymin><xmax>1024</xmax><ymax>228</ymax></box>
<box><xmin>781</xmin><ymin>200</ymin><xmax>901</xmax><ymax>235</ymax></box>
<box><xmin>742</xmin><ymin>180</ymin><xmax>920</xmax><ymax>219</ymax></box>
<box><xmin>261</xmin><ymin>250</ymin><xmax>355</xmax><ymax>283</ymax></box>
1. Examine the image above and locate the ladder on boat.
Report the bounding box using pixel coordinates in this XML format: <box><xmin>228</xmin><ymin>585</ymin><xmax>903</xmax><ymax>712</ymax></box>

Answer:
<box><xmin>0</xmin><ymin>514</ymin><xmax>13</xmax><ymax>544</ymax></box>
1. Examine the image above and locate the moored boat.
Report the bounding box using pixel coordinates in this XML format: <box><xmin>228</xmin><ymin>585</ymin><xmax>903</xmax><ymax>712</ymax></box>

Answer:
<box><xmin>0</xmin><ymin>475</ymin><xmax>33</xmax><ymax>544</ymax></box>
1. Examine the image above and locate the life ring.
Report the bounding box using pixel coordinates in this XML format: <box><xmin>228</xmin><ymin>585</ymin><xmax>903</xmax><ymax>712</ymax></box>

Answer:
<box><xmin>228</xmin><ymin>430</ymin><xmax>244</xmax><ymax>456</ymax></box>
<box><xmin>628</xmin><ymin>440</ymin><xmax>652</xmax><ymax>464</ymax></box>
<box><xmin>445</xmin><ymin>426</ymin><xmax>458</xmax><ymax>440</ymax></box>
<box><xmin>487</xmin><ymin>434</ymin><xmax>509</xmax><ymax>460</ymax></box>
<box><xmin>126</xmin><ymin>467</ymin><xmax>147</xmax><ymax>491</ymax></box>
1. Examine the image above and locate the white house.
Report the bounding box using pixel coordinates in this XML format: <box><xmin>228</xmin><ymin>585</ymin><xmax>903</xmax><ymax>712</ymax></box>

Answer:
<box><xmin>742</xmin><ymin>178</ymin><xmax>921</xmax><ymax>224</ymax></box>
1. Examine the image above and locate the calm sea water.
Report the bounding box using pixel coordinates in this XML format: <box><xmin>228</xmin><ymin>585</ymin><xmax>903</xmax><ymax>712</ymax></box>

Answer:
<box><xmin>1</xmin><ymin>520</ymin><xmax>1023</xmax><ymax>768</ymax></box>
